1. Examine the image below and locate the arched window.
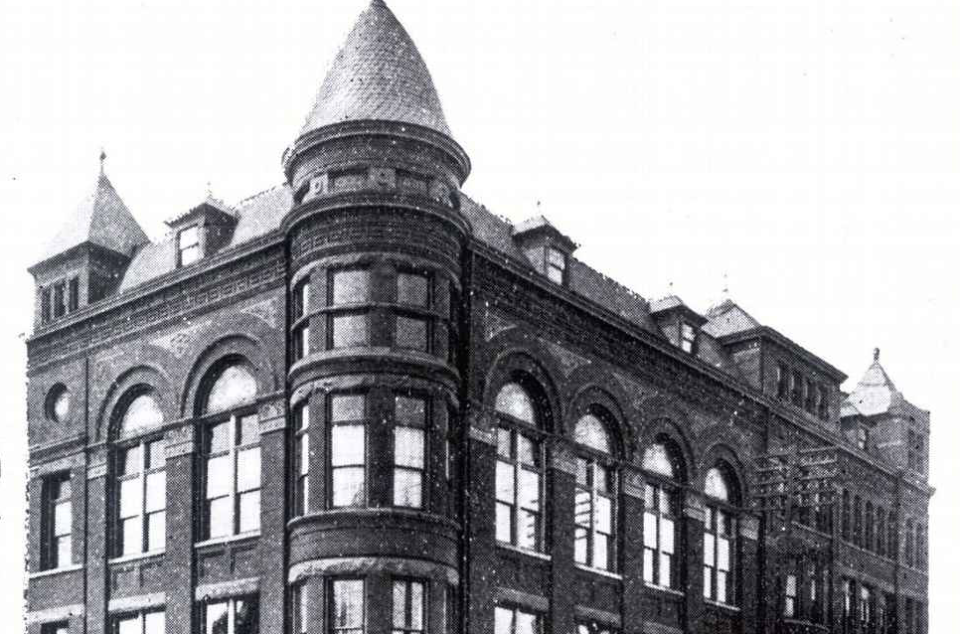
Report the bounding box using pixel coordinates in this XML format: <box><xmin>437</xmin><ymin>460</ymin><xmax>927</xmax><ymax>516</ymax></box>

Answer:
<box><xmin>494</xmin><ymin>381</ymin><xmax>544</xmax><ymax>551</ymax></box>
<box><xmin>642</xmin><ymin>441</ymin><xmax>683</xmax><ymax>590</ymax></box>
<box><xmin>703</xmin><ymin>465</ymin><xmax>739</xmax><ymax>606</ymax></box>
<box><xmin>114</xmin><ymin>391</ymin><xmax>167</xmax><ymax>557</ymax></box>
<box><xmin>201</xmin><ymin>362</ymin><xmax>260</xmax><ymax>540</ymax></box>
<box><xmin>574</xmin><ymin>412</ymin><xmax>616</xmax><ymax>571</ymax></box>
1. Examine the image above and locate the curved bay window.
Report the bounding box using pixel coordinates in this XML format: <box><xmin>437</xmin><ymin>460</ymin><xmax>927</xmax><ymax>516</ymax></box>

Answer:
<box><xmin>642</xmin><ymin>441</ymin><xmax>683</xmax><ymax>590</ymax></box>
<box><xmin>329</xmin><ymin>393</ymin><xmax>368</xmax><ymax>508</ymax></box>
<box><xmin>201</xmin><ymin>363</ymin><xmax>260</xmax><ymax>540</ymax></box>
<box><xmin>703</xmin><ymin>465</ymin><xmax>738</xmax><ymax>606</ymax></box>
<box><xmin>292</xmin><ymin>276</ymin><xmax>311</xmax><ymax>361</ymax></box>
<box><xmin>574</xmin><ymin>411</ymin><xmax>617</xmax><ymax>571</ymax></box>
<box><xmin>495</xmin><ymin>382</ymin><xmax>545</xmax><ymax>551</ymax></box>
<box><xmin>394</xmin><ymin>271</ymin><xmax>433</xmax><ymax>353</ymax></box>
<box><xmin>114</xmin><ymin>391</ymin><xmax>167</xmax><ymax>557</ymax></box>
<box><xmin>294</xmin><ymin>400</ymin><xmax>310</xmax><ymax>516</ymax></box>
<box><xmin>327</xmin><ymin>268</ymin><xmax>372</xmax><ymax>349</ymax></box>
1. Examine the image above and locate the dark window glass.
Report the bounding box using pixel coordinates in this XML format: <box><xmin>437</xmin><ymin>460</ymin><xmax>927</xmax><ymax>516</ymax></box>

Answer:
<box><xmin>41</xmin><ymin>287</ymin><xmax>52</xmax><ymax>324</ymax></box>
<box><xmin>68</xmin><ymin>278</ymin><xmax>80</xmax><ymax>312</ymax></box>
<box><xmin>776</xmin><ymin>363</ymin><xmax>789</xmax><ymax>399</ymax></box>
<box><xmin>546</xmin><ymin>247</ymin><xmax>566</xmax><ymax>284</ymax></box>
<box><xmin>53</xmin><ymin>281</ymin><xmax>66</xmax><ymax>318</ymax></box>
<box><xmin>294</xmin><ymin>402</ymin><xmax>310</xmax><ymax>516</ymax></box>
<box><xmin>791</xmin><ymin>370</ymin><xmax>803</xmax><ymax>406</ymax></box>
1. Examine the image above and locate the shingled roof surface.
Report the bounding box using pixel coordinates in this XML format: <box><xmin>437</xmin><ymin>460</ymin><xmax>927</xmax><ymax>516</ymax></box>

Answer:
<box><xmin>38</xmin><ymin>173</ymin><xmax>149</xmax><ymax>265</ymax></box>
<box><xmin>298</xmin><ymin>0</ymin><xmax>452</xmax><ymax>138</ymax></box>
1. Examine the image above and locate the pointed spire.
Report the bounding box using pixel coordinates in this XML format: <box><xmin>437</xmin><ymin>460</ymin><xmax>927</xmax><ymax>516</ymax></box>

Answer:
<box><xmin>297</xmin><ymin>0</ymin><xmax>452</xmax><ymax>138</ymax></box>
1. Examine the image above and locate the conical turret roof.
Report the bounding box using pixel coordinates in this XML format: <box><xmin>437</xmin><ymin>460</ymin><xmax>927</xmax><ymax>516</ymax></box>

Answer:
<box><xmin>845</xmin><ymin>349</ymin><xmax>901</xmax><ymax>417</ymax></box>
<box><xmin>35</xmin><ymin>170</ymin><xmax>150</xmax><ymax>267</ymax></box>
<box><xmin>298</xmin><ymin>0</ymin><xmax>452</xmax><ymax>138</ymax></box>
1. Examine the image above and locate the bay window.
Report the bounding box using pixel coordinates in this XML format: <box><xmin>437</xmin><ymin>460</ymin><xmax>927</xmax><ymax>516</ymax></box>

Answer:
<box><xmin>294</xmin><ymin>400</ymin><xmax>310</xmax><ymax>516</ymax></box>
<box><xmin>293</xmin><ymin>277</ymin><xmax>311</xmax><ymax>361</ymax></box>
<box><xmin>329</xmin><ymin>394</ymin><xmax>367</xmax><ymax>508</ymax></box>
<box><xmin>392</xmin><ymin>579</ymin><xmax>426</xmax><ymax>634</ymax></box>
<box><xmin>328</xmin><ymin>269</ymin><xmax>371</xmax><ymax>349</ymax></box>
<box><xmin>394</xmin><ymin>395</ymin><xmax>427</xmax><ymax>508</ymax></box>
<box><xmin>331</xmin><ymin>580</ymin><xmax>365</xmax><ymax>634</ymax></box>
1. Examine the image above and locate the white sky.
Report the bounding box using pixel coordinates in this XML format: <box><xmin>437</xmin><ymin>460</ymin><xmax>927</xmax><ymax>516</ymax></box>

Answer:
<box><xmin>1</xmin><ymin>0</ymin><xmax>957</xmax><ymax>628</ymax></box>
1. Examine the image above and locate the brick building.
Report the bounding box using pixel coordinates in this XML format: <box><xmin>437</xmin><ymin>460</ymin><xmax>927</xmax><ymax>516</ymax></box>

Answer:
<box><xmin>24</xmin><ymin>2</ymin><xmax>931</xmax><ymax>633</ymax></box>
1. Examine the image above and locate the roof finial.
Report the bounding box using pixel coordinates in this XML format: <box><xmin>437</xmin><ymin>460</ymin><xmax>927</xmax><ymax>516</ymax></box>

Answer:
<box><xmin>206</xmin><ymin>180</ymin><xmax>213</xmax><ymax>199</ymax></box>
<box><xmin>874</xmin><ymin>347</ymin><xmax>881</xmax><ymax>362</ymax></box>
<box><xmin>99</xmin><ymin>148</ymin><xmax>107</xmax><ymax>175</ymax></box>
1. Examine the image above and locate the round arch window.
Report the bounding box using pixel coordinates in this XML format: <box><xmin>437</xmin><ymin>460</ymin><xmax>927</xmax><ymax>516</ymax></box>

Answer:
<box><xmin>46</xmin><ymin>384</ymin><xmax>71</xmax><ymax>422</ymax></box>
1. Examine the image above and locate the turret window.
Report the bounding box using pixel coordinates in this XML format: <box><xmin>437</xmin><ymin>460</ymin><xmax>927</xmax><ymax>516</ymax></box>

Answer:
<box><xmin>331</xmin><ymin>579</ymin><xmax>365</xmax><ymax>634</ymax></box>
<box><xmin>329</xmin><ymin>394</ymin><xmax>367</xmax><ymax>508</ymax></box>
<box><xmin>177</xmin><ymin>225</ymin><xmax>201</xmax><ymax>267</ymax></box>
<box><xmin>398</xmin><ymin>272</ymin><xmax>430</xmax><ymax>307</ymax></box>
<box><xmin>293</xmin><ymin>277</ymin><xmax>311</xmax><ymax>361</ymax></box>
<box><xmin>328</xmin><ymin>269</ymin><xmax>372</xmax><ymax>350</ymax></box>
<box><xmin>294</xmin><ymin>401</ymin><xmax>310</xmax><ymax>516</ymax></box>
<box><xmin>393</xmin><ymin>396</ymin><xmax>427</xmax><ymax>508</ymax></box>
<box><xmin>392</xmin><ymin>579</ymin><xmax>426</xmax><ymax>634</ymax></box>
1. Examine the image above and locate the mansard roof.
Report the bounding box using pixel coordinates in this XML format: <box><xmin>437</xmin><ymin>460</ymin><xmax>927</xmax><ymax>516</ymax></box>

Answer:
<box><xmin>297</xmin><ymin>0</ymin><xmax>452</xmax><ymax>140</ymax></box>
<box><xmin>33</xmin><ymin>172</ymin><xmax>149</xmax><ymax>269</ymax></box>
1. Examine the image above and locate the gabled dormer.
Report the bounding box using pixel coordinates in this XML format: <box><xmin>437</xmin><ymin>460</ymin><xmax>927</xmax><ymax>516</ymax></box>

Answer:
<box><xmin>165</xmin><ymin>195</ymin><xmax>237</xmax><ymax>268</ymax></box>
<box><xmin>28</xmin><ymin>157</ymin><xmax>149</xmax><ymax>328</ymax></box>
<box><xmin>650</xmin><ymin>295</ymin><xmax>708</xmax><ymax>354</ymax></box>
<box><xmin>513</xmin><ymin>215</ymin><xmax>578</xmax><ymax>285</ymax></box>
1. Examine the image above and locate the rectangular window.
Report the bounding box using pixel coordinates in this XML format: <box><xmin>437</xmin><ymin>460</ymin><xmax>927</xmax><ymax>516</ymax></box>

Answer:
<box><xmin>397</xmin><ymin>273</ymin><xmax>430</xmax><ymax>307</ymax></box>
<box><xmin>703</xmin><ymin>506</ymin><xmax>735</xmax><ymax>605</ymax></box>
<box><xmin>396</xmin><ymin>316</ymin><xmax>429</xmax><ymax>352</ymax></box>
<box><xmin>546</xmin><ymin>247</ymin><xmax>566</xmax><ymax>284</ymax></box>
<box><xmin>53</xmin><ymin>281</ymin><xmax>67</xmax><ymax>318</ymax></box>
<box><xmin>574</xmin><ymin>458</ymin><xmax>615</xmax><ymax>571</ymax></box>
<box><xmin>331</xmin><ymin>313</ymin><xmax>370</xmax><ymax>349</ymax></box>
<box><xmin>784</xmin><ymin>574</ymin><xmax>797</xmax><ymax>618</ymax></box>
<box><xmin>42</xmin><ymin>473</ymin><xmax>72</xmax><ymax>570</ymax></box>
<box><xmin>295</xmin><ymin>402</ymin><xmax>310</xmax><ymax>516</ymax></box>
<box><xmin>41</xmin><ymin>287</ymin><xmax>53</xmax><ymax>324</ymax></box>
<box><xmin>905</xmin><ymin>519</ymin><xmax>915</xmax><ymax>567</ymax></box>
<box><xmin>392</xmin><ymin>579</ymin><xmax>426</xmax><ymax>634</ymax></box>
<box><xmin>202</xmin><ymin>596</ymin><xmax>259</xmax><ymax>634</ymax></box>
<box><xmin>41</xmin><ymin>623</ymin><xmax>69</xmax><ymax>634</ymax></box>
<box><xmin>865</xmin><ymin>501</ymin><xmax>874</xmax><ymax>552</ymax></box>
<box><xmin>177</xmin><ymin>226</ymin><xmax>201</xmax><ymax>267</ymax></box>
<box><xmin>117</xmin><ymin>438</ymin><xmax>167</xmax><ymax>556</ymax></box>
<box><xmin>293</xmin><ymin>278</ymin><xmax>311</xmax><ymax>361</ymax></box>
<box><xmin>853</xmin><ymin>496</ymin><xmax>863</xmax><ymax>547</ymax></box>
<box><xmin>394</xmin><ymin>396</ymin><xmax>426</xmax><ymax>508</ymax></box>
<box><xmin>842</xmin><ymin>579</ymin><xmax>854</xmax><ymax>630</ymax></box>
<box><xmin>860</xmin><ymin>586</ymin><xmax>873</xmax><ymax>628</ymax></box>
<box><xmin>292</xmin><ymin>584</ymin><xmax>309</xmax><ymax>634</ymax></box>
<box><xmin>203</xmin><ymin>414</ymin><xmax>261</xmax><ymax>540</ymax></box>
<box><xmin>494</xmin><ymin>606</ymin><xmax>541</xmax><ymax>634</ymax></box>
<box><xmin>643</xmin><ymin>483</ymin><xmax>676</xmax><ymax>589</ymax></box>
<box><xmin>818</xmin><ymin>386</ymin><xmax>829</xmax><ymax>420</ymax></box>
<box><xmin>680</xmin><ymin>323</ymin><xmax>697</xmax><ymax>354</ymax></box>
<box><xmin>887</xmin><ymin>511</ymin><xmax>897</xmax><ymax>561</ymax></box>
<box><xmin>68</xmin><ymin>277</ymin><xmax>80</xmax><ymax>313</ymax></box>
<box><xmin>857</xmin><ymin>425</ymin><xmax>869</xmax><ymax>451</ymax></box>
<box><xmin>776</xmin><ymin>363</ymin><xmax>789</xmax><ymax>399</ymax></box>
<box><xmin>330</xmin><ymin>269</ymin><xmax>371</xmax><ymax>305</ymax></box>
<box><xmin>791</xmin><ymin>370</ymin><xmax>804</xmax><ymax>406</ymax></box>
<box><xmin>113</xmin><ymin>610</ymin><xmax>165</xmax><ymax>634</ymax></box>
<box><xmin>496</xmin><ymin>427</ymin><xmax>543</xmax><ymax>551</ymax></box>
<box><xmin>841</xmin><ymin>490</ymin><xmax>851</xmax><ymax>541</ymax></box>
<box><xmin>331</xmin><ymin>580</ymin><xmax>365</xmax><ymax>634</ymax></box>
<box><xmin>804</xmin><ymin>378</ymin><xmax>816</xmax><ymax>412</ymax></box>
<box><xmin>330</xmin><ymin>395</ymin><xmax>366</xmax><ymax>508</ymax></box>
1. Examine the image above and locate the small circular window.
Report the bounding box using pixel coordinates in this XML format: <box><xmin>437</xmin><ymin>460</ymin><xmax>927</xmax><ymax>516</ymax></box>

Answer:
<box><xmin>46</xmin><ymin>384</ymin><xmax>71</xmax><ymax>422</ymax></box>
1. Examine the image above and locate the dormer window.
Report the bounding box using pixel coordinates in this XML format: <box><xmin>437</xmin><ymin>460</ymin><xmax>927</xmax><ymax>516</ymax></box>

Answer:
<box><xmin>857</xmin><ymin>424</ymin><xmax>869</xmax><ymax>451</ymax></box>
<box><xmin>39</xmin><ymin>275</ymin><xmax>82</xmax><ymax>325</ymax></box>
<box><xmin>546</xmin><ymin>247</ymin><xmax>566</xmax><ymax>284</ymax></box>
<box><xmin>177</xmin><ymin>225</ymin><xmax>201</xmax><ymax>267</ymax></box>
<box><xmin>680</xmin><ymin>322</ymin><xmax>697</xmax><ymax>354</ymax></box>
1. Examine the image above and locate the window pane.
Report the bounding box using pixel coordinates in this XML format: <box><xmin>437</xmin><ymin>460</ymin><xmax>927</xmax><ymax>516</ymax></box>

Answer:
<box><xmin>705</xmin><ymin>468</ymin><xmax>730</xmax><ymax>502</ymax></box>
<box><xmin>332</xmin><ymin>426</ymin><xmax>366</xmax><ymax>466</ymax></box>
<box><xmin>333</xmin><ymin>580</ymin><xmax>365</xmax><ymax>628</ymax></box>
<box><xmin>517</xmin><ymin>436</ymin><xmax>538</xmax><ymax>467</ymax></box>
<box><xmin>394</xmin><ymin>470</ymin><xmax>423</xmax><ymax>508</ymax></box>
<box><xmin>643</xmin><ymin>512</ymin><xmax>657</xmax><ymax>548</ymax></box>
<box><xmin>717</xmin><ymin>537</ymin><xmax>730</xmax><ymax>570</ymax></box>
<box><xmin>205</xmin><ymin>601</ymin><xmax>230</xmax><ymax>634</ymax></box>
<box><xmin>144</xmin><ymin>611</ymin><xmax>166</xmax><ymax>634</ymax></box>
<box><xmin>332</xmin><ymin>468</ymin><xmax>365</xmax><ymax>507</ymax></box>
<box><xmin>395</xmin><ymin>397</ymin><xmax>426</xmax><ymax>426</ymax></box>
<box><xmin>717</xmin><ymin>571</ymin><xmax>728</xmax><ymax>604</ymax></box>
<box><xmin>146</xmin><ymin>440</ymin><xmax>166</xmax><ymax>469</ymax></box>
<box><xmin>575</xmin><ymin>415</ymin><xmax>611</xmax><ymax>454</ymax></box>
<box><xmin>704</xmin><ymin>533</ymin><xmax>715</xmax><ymax>565</ymax></box>
<box><xmin>574</xmin><ymin>526</ymin><xmax>588</xmax><ymax>563</ymax></box>
<box><xmin>397</xmin><ymin>273</ymin><xmax>429</xmax><ymax>307</ymax></box>
<box><xmin>121</xmin><ymin>517</ymin><xmax>142</xmax><ymax>556</ymax></box>
<box><xmin>205</xmin><ymin>365</ymin><xmax>258</xmax><ymax>414</ymax></box>
<box><xmin>409</xmin><ymin>582</ymin><xmax>424</xmax><ymax>630</ymax></box>
<box><xmin>516</xmin><ymin>611</ymin><xmax>538</xmax><ymax>634</ymax></box>
<box><xmin>237</xmin><ymin>447</ymin><xmax>261</xmax><ymax>493</ymax></box>
<box><xmin>496</xmin><ymin>428</ymin><xmax>511</xmax><ymax>459</ymax></box>
<box><xmin>396</xmin><ymin>316</ymin><xmax>428</xmax><ymax>351</ymax></box>
<box><xmin>239</xmin><ymin>491</ymin><xmax>260</xmax><ymax>533</ymax></box>
<box><xmin>395</xmin><ymin>427</ymin><xmax>425</xmax><ymax>468</ymax></box>
<box><xmin>643</xmin><ymin>444</ymin><xmax>676</xmax><ymax>479</ymax></box>
<box><xmin>494</xmin><ymin>384</ymin><xmax>536</xmax><ymax>425</ymax></box>
<box><xmin>333</xmin><ymin>314</ymin><xmax>370</xmax><ymax>348</ymax></box>
<box><xmin>496</xmin><ymin>461</ymin><xmax>515</xmax><ymax>503</ymax></box>
<box><xmin>332</xmin><ymin>395</ymin><xmax>365</xmax><ymax>422</ymax></box>
<box><xmin>208</xmin><ymin>423</ymin><xmax>230</xmax><ymax>454</ymax></box>
<box><xmin>393</xmin><ymin>582</ymin><xmax>407</xmax><ymax>628</ymax></box>
<box><xmin>659</xmin><ymin>553</ymin><xmax>672</xmax><ymax>587</ymax></box>
<box><xmin>643</xmin><ymin>549</ymin><xmax>654</xmax><ymax>582</ymax></box>
<box><xmin>121</xmin><ymin>394</ymin><xmax>164</xmax><ymax>437</ymax></box>
<box><xmin>517</xmin><ymin>509</ymin><xmax>538</xmax><ymax>549</ymax></box>
<box><xmin>494</xmin><ymin>608</ymin><xmax>513</xmax><ymax>634</ymax></box>
<box><xmin>119</xmin><ymin>479</ymin><xmax>142</xmax><ymax>519</ymax></box>
<box><xmin>147</xmin><ymin>512</ymin><xmax>166</xmax><ymax>551</ymax></box>
<box><xmin>119</xmin><ymin>445</ymin><xmax>143</xmax><ymax>476</ymax></box>
<box><xmin>703</xmin><ymin>566</ymin><xmax>713</xmax><ymax>599</ymax></box>
<box><xmin>206</xmin><ymin>455</ymin><xmax>231</xmax><ymax>498</ymax></box>
<box><xmin>496</xmin><ymin>502</ymin><xmax>512</xmax><ymax>543</ymax></box>
<box><xmin>207</xmin><ymin>497</ymin><xmax>232</xmax><ymax>538</ymax></box>
<box><xmin>518</xmin><ymin>470</ymin><xmax>540</xmax><ymax>512</ymax></box>
<box><xmin>56</xmin><ymin>536</ymin><xmax>72</xmax><ymax>567</ymax></box>
<box><xmin>332</xmin><ymin>270</ymin><xmax>371</xmax><ymax>305</ymax></box>
<box><xmin>595</xmin><ymin>496</ymin><xmax>612</xmax><ymax>533</ymax></box>
<box><xmin>116</xmin><ymin>615</ymin><xmax>139</xmax><ymax>634</ymax></box>
<box><xmin>145</xmin><ymin>472</ymin><xmax>166</xmax><ymax>513</ymax></box>
<box><xmin>239</xmin><ymin>415</ymin><xmax>260</xmax><ymax>445</ymax></box>
<box><xmin>660</xmin><ymin>518</ymin><xmax>675</xmax><ymax>554</ymax></box>
<box><xmin>593</xmin><ymin>534</ymin><xmax>610</xmax><ymax>571</ymax></box>
<box><xmin>574</xmin><ymin>489</ymin><xmax>591</xmax><ymax>528</ymax></box>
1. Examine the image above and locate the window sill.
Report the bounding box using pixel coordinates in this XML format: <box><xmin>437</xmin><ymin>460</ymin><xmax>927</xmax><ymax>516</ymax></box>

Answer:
<box><xmin>496</xmin><ymin>542</ymin><xmax>552</xmax><ymax>562</ymax></box>
<box><xmin>194</xmin><ymin>531</ymin><xmax>260</xmax><ymax>549</ymax></box>
<box><xmin>29</xmin><ymin>564</ymin><xmax>84</xmax><ymax>579</ymax></box>
<box><xmin>704</xmin><ymin>599</ymin><xmax>741</xmax><ymax>612</ymax></box>
<box><xmin>575</xmin><ymin>564</ymin><xmax>623</xmax><ymax>581</ymax></box>
<box><xmin>643</xmin><ymin>583</ymin><xmax>685</xmax><ymax>598</ymax></box>
<box><xmin>108</xmin><ymin>550</ymin><xmax>165</xmax><ymax>565</ymax></box>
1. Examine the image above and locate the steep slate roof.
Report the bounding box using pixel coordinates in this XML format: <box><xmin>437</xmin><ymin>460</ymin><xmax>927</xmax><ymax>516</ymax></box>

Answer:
<box><xmin>36</xmin><ymin>172</ymin><xmax>149</xmax><ymax>266</ymax></box>
<box><xmin>298</xmin><ymin>0</ymin><xmax>452</xmax><ymax>139</ymax></box>
<box><xmin>702</xmin><ymin>298</ymin><xmax>762</xmax><ymax>338</ymax></box>
<box><xmin>844</xmin><ymin>352</ymin><xmax>902</xmax><ymax>417</ymax></box>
